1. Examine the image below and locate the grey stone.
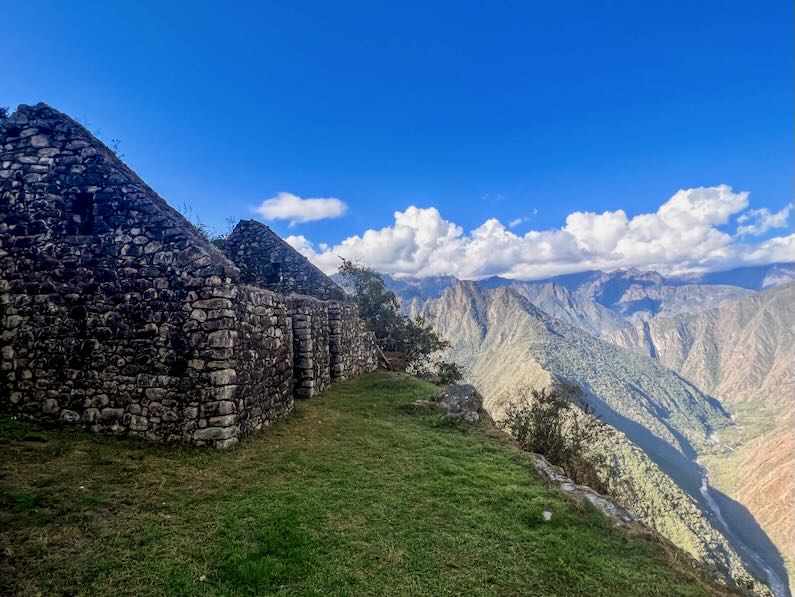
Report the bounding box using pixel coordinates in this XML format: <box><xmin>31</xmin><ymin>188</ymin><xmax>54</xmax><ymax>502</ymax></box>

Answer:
<box><xmin>413</xmin><ymin>385</ymin><xmax>487</xmax><ymax>423</ymax></box>
<box><xmin>0</xmin><ymin>102</ymin><xmax>377</xmax><ymax>450</ymax></box>
<box><xmin>193</xmin><ymin>426</ymin><xmax>237</xmax><ymax>441</ymax></box>
<box><xmin>42</xmin><ymin>398</ymin><xmax>59</xmax><ymax>414</ymax></box>
<box><xmin>60</xmin><ymin>409</ymin><xmax>80</xmax><ymax>423</ymax></box>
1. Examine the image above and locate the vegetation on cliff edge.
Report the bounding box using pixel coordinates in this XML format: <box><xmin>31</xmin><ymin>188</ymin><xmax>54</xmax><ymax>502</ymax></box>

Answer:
<box><xmin>0</xmin><ymin>372</ymin><xmax>729</xmax><ymax>596</ymax></box>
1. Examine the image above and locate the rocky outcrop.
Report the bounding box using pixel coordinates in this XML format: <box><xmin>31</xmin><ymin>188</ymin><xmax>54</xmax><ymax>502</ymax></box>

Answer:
<box><xmin>531</xmin><ymin>453</ymin><xmax>643</xmax><ymax>530</ymax></box>
<box><xmin>411</xmin><ymin>384</ymin><xmax>491</xmax><ymax>423</ymax></box>
<box><xmin>436</xmin><ymin>384</ymin><xmax>486</xmax><ymax>422</ymax></box>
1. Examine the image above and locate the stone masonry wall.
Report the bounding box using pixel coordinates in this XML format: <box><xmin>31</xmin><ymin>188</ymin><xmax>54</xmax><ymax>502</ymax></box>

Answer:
<box><xmin>224</xmin><ymin>218</ymin><xmax>379</xmax><ymax>392</ymax></box>
<box><xmin>224</xmin><ymin>219</ymin><xmax>347</xmax><ymax>301</ymax></box>
<box><xmin>0</xmin><ymin>102</ymin><xmax>378</xmax><ymax>448</ymax></box>
<box><xmin>286</xmin><ymin>296</ymin><xmax>331</xmax><ymax>399</ymax></box>
<box><xmin>329</xmin><ymin>301</ymin><xmax>378</xmax><ymax>381</ymax></box>
<box><xmin>0</xmin><ymin>103</ymin><xmax>294</xmax><ymax>447</ymax></box>
<box><xmin>234</xmin><ymin>286</ymin><xmax>293</xmax><ymax>435</ymax></box>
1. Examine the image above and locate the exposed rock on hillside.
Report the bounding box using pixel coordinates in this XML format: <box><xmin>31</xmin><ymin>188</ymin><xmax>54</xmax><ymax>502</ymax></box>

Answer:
<box><xmin>436</xmin><ymin>384</ymin><xmax>486</xmax><ymax>422</ymax></box>
<box><xmin>411</xmin><ymin>384</ymin><xmax>490</xmax><ymax>423</ymax></box>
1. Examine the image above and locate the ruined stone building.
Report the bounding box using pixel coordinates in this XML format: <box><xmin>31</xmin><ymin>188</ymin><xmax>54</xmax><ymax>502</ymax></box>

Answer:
<box><xmin>0</xmin><ymin>103</ymin><xmax>377</xmax><ymax>447</ymax></box>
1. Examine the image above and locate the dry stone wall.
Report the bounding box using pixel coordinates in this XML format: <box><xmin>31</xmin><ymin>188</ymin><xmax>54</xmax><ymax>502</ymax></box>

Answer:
<box><xmin>0</xmin><ymin>104</ymin><xmax>297</xmax><ymax>447</ymax></box>
<box><xmin>287</xmin><ymin>296</ymin><xmax>331</xmax><ymax>399</ymax></box>
<box><xmin>224</xmin><ymin>219</ymin><xmax>347</xmax><ymax>301</ymax></box>
<box><xmin>0</xmin><ymin>103</ymin><xmax>378</xmax><ymax>448</ymax></box>
<box><xmin>329</xmin><ymin>301</ymin><xmax>378</xmax><ymax>381</ymax></box>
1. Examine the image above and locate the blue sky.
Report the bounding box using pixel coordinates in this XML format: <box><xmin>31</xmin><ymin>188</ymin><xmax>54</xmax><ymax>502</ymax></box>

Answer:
<box><xmin>4</xmin><ymin>0</ymin><xmax>793</xmax><ymax>278</ymax></box>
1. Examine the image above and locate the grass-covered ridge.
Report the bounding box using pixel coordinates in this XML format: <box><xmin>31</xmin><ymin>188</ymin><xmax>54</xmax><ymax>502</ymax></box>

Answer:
<box><xmin>1</xmin><ymin>372</ymin><xmax>726</xmax><ymax>596</ymax></box>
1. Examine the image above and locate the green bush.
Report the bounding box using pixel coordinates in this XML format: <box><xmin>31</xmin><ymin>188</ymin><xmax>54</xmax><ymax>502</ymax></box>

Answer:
<box><xmin>499</xmin><ymin>386</ymin><xmax>608</xmax><ymax>494</ymax></box>
<box><xmin>436</xmin><ymin>361</ymin><xmax>465</xmax><ymax>385</ymax></box>
<box><xmin>337</xmin><ymin>259</ymin><xmax>460</xmax><ymax>379</ymax></box>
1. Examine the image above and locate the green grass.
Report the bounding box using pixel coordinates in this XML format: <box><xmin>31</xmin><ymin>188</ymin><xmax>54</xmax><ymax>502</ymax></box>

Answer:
<box><xmin>0</xmin><ymin>372</ymin><xmax>726</xmax><ymax>596</ymax></box>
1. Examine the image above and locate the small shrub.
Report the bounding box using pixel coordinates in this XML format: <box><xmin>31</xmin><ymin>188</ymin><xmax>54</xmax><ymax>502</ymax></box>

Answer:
<box><xmin>337</xmin><ymin>259</ymin><xmax>461</xmax><ymax>378</ymax></box>
<box><xmin>499</xmin><ymin>386</ymin><xmax>608</xmax><ymax>493</ymax></box>
<box><xmin>436</xmin><ymin>361</ymin><xmax>464</xmax><ymax>385</ymax></box>
<box><xmin>109</xmin><ymin>137</ymin><xmax>124</xmax><ymax>159</ymax></box>
<box><xmin>0</xmin><ymin>107</ymin><xmax>9</xmax><ymax>121</ymax></box>
<box><xmin>178</xmin><ymin>203</ymin><xmax>233</xmax><ymax>248</ymax></box>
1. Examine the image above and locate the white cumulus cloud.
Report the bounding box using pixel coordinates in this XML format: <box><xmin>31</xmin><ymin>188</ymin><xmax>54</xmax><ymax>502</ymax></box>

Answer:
<box><xmin>254</xmin><ymin>192</ymin><xmax>348</xmax><ymax>225</ymax></box>
<box><xmin>736</xmin><ymin>205</ymin><xmax>792</xmax><ymax>237</ymax></box>
<box><xmin>284</xmin><ymin>185</ymin><xmax>791</xmax><ymax>279</ymax></box>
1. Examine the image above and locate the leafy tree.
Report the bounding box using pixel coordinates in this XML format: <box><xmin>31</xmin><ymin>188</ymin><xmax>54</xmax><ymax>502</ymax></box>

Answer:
<box><xmin>337</xmin><ymin>259</ymin><xmax>458</xmax><ymax>379</ymax></box>
<box><xmin>338</xmin><ymin>259</ymin><xmax>403</xmax><ymax>342</ymax></box>
<box><xmin>436</xmin><ymin>360</ymin><xmax>465</xmax><ymax>385</ymax></box>
<box><xmin>500</xmin><ymin>386</ymin><xmax>607</xmax><ymax>493</ymax></box>
<box><xmin>400</xmin><ymin>314</ymin><xmax>448</xmax><ymax>373</ymax></box>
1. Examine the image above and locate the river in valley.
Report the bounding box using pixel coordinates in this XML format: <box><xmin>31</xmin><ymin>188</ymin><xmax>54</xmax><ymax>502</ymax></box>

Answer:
<box><xmin>697</xmin><ymin>464</ymin><xmax>789</xmax><ymax>597</ymax></box>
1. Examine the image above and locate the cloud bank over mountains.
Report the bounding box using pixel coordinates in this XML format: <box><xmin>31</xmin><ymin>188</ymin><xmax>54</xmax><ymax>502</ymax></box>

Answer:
<box><xmin>277</xmin><ymin>185</ymin><xmax>793</xmax><ymax>279</ymax></box>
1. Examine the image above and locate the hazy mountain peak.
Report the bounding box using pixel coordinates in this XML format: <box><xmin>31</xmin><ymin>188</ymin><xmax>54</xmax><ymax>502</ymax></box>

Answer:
<box><xmin>388</xmin><ymin>263</ymin><xmax>791</xmax><ymax>338</ymax></box>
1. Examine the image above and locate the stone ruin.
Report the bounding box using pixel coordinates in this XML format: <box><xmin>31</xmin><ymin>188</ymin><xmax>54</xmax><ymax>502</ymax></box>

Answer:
<box><xmin>0</xmin><ymin>103</ymin><xmax>378</xmax><ymax>447</ymax></box>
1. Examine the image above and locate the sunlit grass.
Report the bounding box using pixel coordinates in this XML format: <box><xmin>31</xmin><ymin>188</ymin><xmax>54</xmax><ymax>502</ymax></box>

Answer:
<box><xmin>0</xmin><ymin>372</ymin><xmax>724</xmax><ymax>596</ymax></box>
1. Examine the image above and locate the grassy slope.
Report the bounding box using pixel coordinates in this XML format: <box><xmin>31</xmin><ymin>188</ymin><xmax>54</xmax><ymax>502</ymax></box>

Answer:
<box><xmin>0</xmin><ymin>372</ymin><xmax>725</xmax><ymax>596</ymax></box>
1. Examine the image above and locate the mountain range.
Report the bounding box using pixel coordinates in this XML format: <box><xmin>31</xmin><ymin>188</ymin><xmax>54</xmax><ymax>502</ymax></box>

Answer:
<box><xmin>607</xmin><ymin>282</ymin><xmax>795</xmax><ymax>575</ymax></box>
<box><xmin>377</xmin><ymin>262</ymin><xmax>793</xmax><ymax>596</ymax></box>
<box><xmin>383</xmin><ymin>262</ymin><xmax>792</xmax><ymax>332</ymax></box>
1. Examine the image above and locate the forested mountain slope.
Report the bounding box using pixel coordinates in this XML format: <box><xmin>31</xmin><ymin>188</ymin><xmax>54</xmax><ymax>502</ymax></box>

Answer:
<box><xmin>606</xmin><ymin>283</ymin><xmax>795</xmax><ymax>573</ymax></box>
<box><xmin>410</xmin><ymin>282</ymin><xmax>778</xmax><ymax>593</ymax></box>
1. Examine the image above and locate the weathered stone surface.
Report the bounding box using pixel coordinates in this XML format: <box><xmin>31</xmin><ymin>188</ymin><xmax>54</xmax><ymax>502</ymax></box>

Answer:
<box><xmin>224</xmin><ymin>219</ymin><xmax>346</xmax><ymax>301</ymax></box>
<box><xmin>0</xmin><ymin>102</ymin><xmax>377</xmax><ymax>448</ymax></box>
<box><xmin>412</xmin><ymin>384</ymin><xmax>487</xmax><ymax>423</ymax></box>
<box><xmin>438</xmin><ymin>384</ymin><xmax>484</xmax><ymax>422</ymax></box>
<box><xmin>193</xmin><ymin>426</ymin><xmax>236</xmax><ymax>441</ymax></box>
<box><xmin>531</xmin><ymin>453</ymin><xmax>646</xmax><ymax>531</ymax></box>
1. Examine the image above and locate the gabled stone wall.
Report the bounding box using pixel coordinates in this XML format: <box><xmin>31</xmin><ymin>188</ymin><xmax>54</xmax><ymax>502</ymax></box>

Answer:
<box><xmin>0</xmin><ymin>104</ymin><xmax>294</xmax><ymax>447</ymax></box>
<box><xmin>0</xmin><ymin>103</ymin><xmax>377</xmax><ymax>447</ymax></box>
<box><xmin>224</xmin><ymin>219</ymin><xmax>346</xmax><ymax>301</ymax></box>
<box><xmin>224</xmin><ymin>222</ymin><xmax>378</xmax><ymax>393</ymax></box>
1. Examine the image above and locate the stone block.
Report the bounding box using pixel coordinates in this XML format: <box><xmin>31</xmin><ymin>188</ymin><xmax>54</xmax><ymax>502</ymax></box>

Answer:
<box><xmin>193</xmin><ymin>426</ymin><xmax>237</xmax><ymax>441</ymax></box>
<box><xmin>209</xmin><ymin>369</ymin><xmax>237</xmax><ymax>386</ymax></box>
